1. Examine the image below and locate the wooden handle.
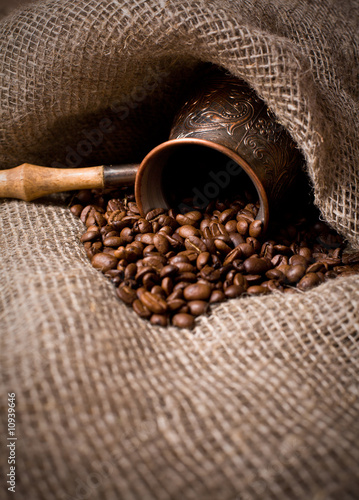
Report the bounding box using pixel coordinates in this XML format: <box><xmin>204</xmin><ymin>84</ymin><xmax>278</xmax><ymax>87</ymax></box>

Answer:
<box><xmin>0</xmin><ymin>163</ymin><xmax>104</xmax><ymax>201</ymax></box>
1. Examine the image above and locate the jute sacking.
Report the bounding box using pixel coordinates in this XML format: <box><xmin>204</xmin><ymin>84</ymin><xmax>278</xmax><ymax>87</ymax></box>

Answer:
<box><xmin>0</xmin><ymin>1</ymin><xmax>358</xmax><ymax>499</ymax></box>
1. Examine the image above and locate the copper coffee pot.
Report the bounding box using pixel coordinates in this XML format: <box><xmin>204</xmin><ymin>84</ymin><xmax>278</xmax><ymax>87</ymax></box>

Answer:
<box><xmin>0</xmin><ymin>70</ymin><xmax>303</xmax><ymax>232</ymax></box>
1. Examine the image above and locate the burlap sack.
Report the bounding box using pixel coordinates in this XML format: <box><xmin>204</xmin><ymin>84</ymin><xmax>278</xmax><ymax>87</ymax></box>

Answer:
<box><xmin>0</xmin><ymin>1</ymin><xmax>358</xmax><ymax>499</ymax></box>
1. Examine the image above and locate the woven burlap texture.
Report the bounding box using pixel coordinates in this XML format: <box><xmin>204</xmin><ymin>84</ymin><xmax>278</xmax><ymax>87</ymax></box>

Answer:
<box><xmin>0</xmin><ymin>1</ymin><xmax>358</xmax><ymax>499</ymax></box>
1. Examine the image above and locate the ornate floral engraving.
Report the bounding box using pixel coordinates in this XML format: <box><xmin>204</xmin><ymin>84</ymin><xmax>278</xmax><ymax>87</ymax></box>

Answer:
<box><xmin>169</xmin><ymin>71</ymin><xmax>303</xmax><ymax>208</ymax></box>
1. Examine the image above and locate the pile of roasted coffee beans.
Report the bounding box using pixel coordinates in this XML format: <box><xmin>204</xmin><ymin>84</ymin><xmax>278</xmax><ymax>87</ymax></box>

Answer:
<box><xmin>70</xmin><ymin>187</ymin><xmax>359</xmax><ymax>329</ymax></box>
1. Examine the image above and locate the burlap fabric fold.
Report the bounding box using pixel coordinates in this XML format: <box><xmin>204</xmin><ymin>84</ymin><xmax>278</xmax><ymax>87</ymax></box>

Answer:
<box><xmin>0</xmin><ymin>1</ymin><xmax>358</xmax><ymax>499</ymax></box>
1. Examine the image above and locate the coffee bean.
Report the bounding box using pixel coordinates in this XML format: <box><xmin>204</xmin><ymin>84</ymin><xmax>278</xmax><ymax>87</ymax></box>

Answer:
<box><xmin>183</xmin><ymin>283</ymin><xmax>211</xmax><ymax>301</ymax></box>
<box><xmin>214</xmin><ymin>239</ymin><xmax>232</xmax><ymax>254</ymax></box>
<box><xmin>297</xmin><ymin>272</ymin><xmax>322</xmax><ymax>291</ymax></box>
<box><xmin>153</xmin><ymin>233</ymin><xmax>170</xmax><ymax>254</ymax></box>
<box><xmin>286</xmin><ymin>264</ymin><xmax>306</xmax><ymax>284</ymax></box>
<box><xmin>81</xmin><ymin>230</ymin><xmax>100</xmax><ymax>243</ymax></box>
<box><xmin>185</xmin><ymin>236</ymin><xmax>207</xmax><ymax>253</ymax></box>
<box><xmin>142</xmin><ymin>272</ymin><xmax>160</xmax><ymax>289</ymax></box>
<box><xmin>103</xmin><ymin>236</ymin><xmax>122</xmax><ymax>247</ymax></box>
<box><xmin>160</xmin><ymin>265</ymin><xmax>178</xmax><ymax>278</ymax></box>
<box><xmin>175</xmin><ymin>272</ymin><xmax>197</xmax><ymax>283</ymax></box>
<box><xmin>236</xmin><ymin>218</ymin><xmax>249</xmax><ymax>235</ymax></box>
<box><xmin>187</xmin><ymin>300</ymin><xmax>209</xmax><ymax>316</ymax></box>
<box><xmin>209</xmin><ymin>290</ymin><xmax>225</xmax><ymax>303</ymax></box>
<box><xmin>233</xmin><ymin>273</ymin><xmax>248</xmax><ymax>289</ymax></box>
<box><xmin>116</xmin><ymin>285</ymin><xmax>137</xmax><ymax>305</ymax></box>
<box><xmin>134</xmin><ymin>218</ymin><xmax>152</xmax><ymax>234</ymax></box>
<box><xmin>172</xmin><ymin>313</ymin><xmax>195</xmax><ymax>329</ymax></box>
<box><xmin>246</xmin><ymin>285</ymin><xmax>268</xmax><ymax>295</ymax></box>
<box><xmin>150</xmin><ymin>314</ymin><xmax>168</xmax><ymax>327</ymax></box>
<box><xmin>225</xmin><ymin>220</ymin><xmax>238</xmax><ymax>233</ymax></box>
<box><xmin>175</xmin><ymin>262</ymin><xmax>196</xmax><ymax>273</ymax></box>
<box><xmin>132</xmin><ymin>299</ymin><xmax>152</xmax><ymax>318</ymax></box>
<box><xmin>200</xmin><ymin>265</ymin><xmax>221</xmax><ymax>282</ymax></box>
<box><xmin>196</xmin><ymin>252</ymin><xmax>211</xmax><ymax>270</ymax></box>
<box><xmin>243</xmin><ymin>256</ymin><xmax>271</xmax><ymax>274</ymax></box>
<box><xmin>75</xmin><ymin>176</ymin><xmax>359</xmax><ymax>329</ymax></box>
<box><xmin>249</xmin><ymin>220</ymin><xmax>263</xmax><ymax>238</ymax></box>
<box><xmin>140</xmin><ymin>291</ymin><xmax>168</xmax><ymax>314</ymax></box>
<box><xmin>146</xmin><ymin>208</ymin><xmax>166</xmax><ymax>221</ymax></box>
<box><xmin>223</xmin><ymin>245</ymin><xmax>243</xmax><ymax>266</ymax></box>
<box><xmin>176</xmin><ymin>211</ymin><xmax>202</xmax><ymax>226</ymax></box>
<box><xmin>91</xmin><ymin>253</ymin><xmax>118</xmax><ymax>272</ymax></box>
<box><xmin>161</xmin><ymin>277</ymin><xmax>173</xmax><ymax>295</ymax></box>
<box><xmin>224</xmin><ymin>285</ymin><xmax>245</xmax><ymax>298</ymax></box>
<box><xmin>265</xmin><ymin>268</ymin><xmax>285</xmax><ymax>282</ymax></box>
<box><xmin>167</xmin><ymin>298</ymin><xmax>186</xmax><ymax>311</ymax></box>
<box><xmin>124</xmin><ymin>263</ymin><xmax>137</xmax><ymax>280</ymax></box>
<box><xmin>152</xmin><ymin>285</ymin><xmax>167</xmax><ymax>299</ymax></box>
<box><xmin>177</xmin><ymin>225</ymin><xmax>201</xmax><ymax>238</ymax></box>
<box><xmin>238</xmin><ymin>242</ymin><xmax>255</xmax><ymax>258</ymax></box>
<box><xmin>342</xmin><ymin>252</ymin><xmax>359</xmax><ymax>265</ymax></box>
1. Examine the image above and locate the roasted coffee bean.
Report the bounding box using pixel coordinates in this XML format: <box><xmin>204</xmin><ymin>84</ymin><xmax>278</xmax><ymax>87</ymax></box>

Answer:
<box><xmin>185</xmin><ymin>236</ymin><xmax>207</xmax><ymax>253</ymax></box>
<box><xmin>249</xmin><ymin>220</ymin><xmax>263</xmax><ymax>238</ymax></box>
<box><xmin>116</xmin><ymin>285</ymin><xmax>137</xmax><ymax>305</ymax></box>
<box><xmin>103</xmin><ymin>236</ymin><xmax>122</xmax><ymax>247</ymax></box>
<box><xmin>172</xmin><ymin>313</ymin><xmax>195</xmax><ymax>329</ymax></box>
<box><xmin>103</xmin><ymin>247</ymin><xmax>117</xmax><ymax>257</ymax></box>
<box><xmin>200</xmin><ymin>265</ymin><xmax>221</xmax><ymax>282</ymax></box>
<box><xmin>152</xmin><ymin>285</ymin><xmax>167</xmax><ymax>299</ymax></box>
<box><xmin>238</xmin><ymin>242</ymin><xmax>255</xmax><ymax>258</ymax></box>
<box><xmin>91</xmin><ymin>253</ymin><xmax>118</xmax><ymax>272</ymax></box>
<box><xmin>146</xmin><ymin>208</ymin><xmax>166</xmax><ymax>221</ymax></box>
<box><xmin>246</xmin><ymin>285</ymin><xmax>268</xmax><ymax>295</ymax></box>
<box><xmin>223</xmin><ymin>245</ymin><xmax>243</xmax><ymax>266</ymax></box>
<box><xmin>289</xmin><ymin>254</ymin><xmax>308</xmax><ymax>266</ymax></box>
<box><xmin>124</xmin><ymin>263</ymin><xmax>137</xmax><ymax>279</ymax></box>
<box><xmin>219</xmin><ymin>208</ymin><xmax>237</xmax><ymax>224</ymax></box>
<box><xmin>175</xmin><ymin>272</ymin><xmax>197</xmax><ymax>283</ymax></box>
<box><xmin>271</xmin><ymin>254</ymin><xmax>288</xmax><ymax>267</ymax></box>
<box><xmin>306</xmin><ymin>261</ymin><xmax>325</xmax><ymax>273</ymax></box>
<box><xmin>243</xmin><ymin>256</ymin><xmax>271</xmax><ymax>274</ymax></box>
<box><xmin>225</xmin><ymin>220</ymin><xmax>238</xmax><ymax>233</ymax></box>
<box><xmin>140</xmin><ymin>291</ymin><xmax>168</xmax><ymax>314</ymax></box>
<box><xmin>177</xmin><ymin>225</ymin><xmax>201</xmax><ymax>238</ymax></box>
<box><xmin>183</xmin><ymin>283</ymin><xmax>212</xmax><ymax>301</ymax></box>
<box><xmin>286</xmin><ymin>264</ymin><xmax>306</xmax><ymax>284</ymax></box>
<box><xmin>233</xmin><ymin>273</ymin><xmax>248</xmax><ymax>289</ymax></box>
<box><xmin>132</xmin><ymin>299</ymin><xmax>152</xmax><ymax>319</ymax></box>
<box><xmin>224</xmin><ymin>285</ymin><xmax>245</xmax><ymax>298</ymax></box>
<box><xmin>187</xmin><ymin>300</ymin><xmax>209</xmax><ymax>316</ymax></box>
<box><xmin>265</xmin><ymin>268</ymin><xmax>285</xmax><ymax>282</ymax></box>
<box><xmin>150</xmin><ymin>314</ymin><xmax>168</xmax><ymax>327</ymax></box>
<box><xmin>161</xmin><ymin>277</ymin><xmax>173</xmax><ymax>296</ymax></box>
<box><xmin>133</xmin><ymin>218</ymin><xmax>152</xmax><ymax>234</ymax></box>
<box><xmin>81</xmin><ymin>230</ymin><xmax>100</xmax><ymax>243</ymax></box>
<box><xmin>175</xmin><ymin>262</ymin><xmax>196</xmax><ymax>273</ymax></box>
<box><xmin>342</xmin><ymin>252</ymin><xmax>359</xmax><ymax>265</ymax></box>
<box><xmin>196</xmin><ymin>252</ymin><xmax>211</xmax><ymax>270</ymax></box>
<box><xmin>297</xmin><ymin>272</ymin><xmax>322</xmax><ymax>291</ymax></box>
<box><xmin>167</xmin><ymin>299</ymin><xmax>186</xmax><ymax>311</ymax></box>
<box><xmin>214</xmin><ymin>239</ymin><xmax>232</xmax><ymax>254</ymax></box>
<box><xmin>160</xmin><ymin>265</ymin><xmax>178</xmax><ymax>278</ymax></box>
<box><xmin>169</xmin><ymin>254</ymin><xmax>190</xmax><ymax>265</ymax></box>
<box><xmin>75</xmin><ymin>179</ymin><xmax>359</xmax><ymax>329</ymax></box>
<box><xmin>209</xmin><ymin>290</ymin><xmax>225</xmax><ymax>303</ymax></box>
<box><xmin>143</xmin><ymin>272</ymin><xmax>160</xmax><ymax>289</ymax></box>
<box><xmin>176</xmin><ymin>211</ymin><xmax>202</xmax><ymax>226</ymax></box>
<box><xmin>153</xmin><ymin>233</ymin><xmax>170</xmax><ymax>254</ymax></box>
<box><xmin>236</xmin><ymin>218</ymin><xmax>249</xmax><ymax>235</ymax></box>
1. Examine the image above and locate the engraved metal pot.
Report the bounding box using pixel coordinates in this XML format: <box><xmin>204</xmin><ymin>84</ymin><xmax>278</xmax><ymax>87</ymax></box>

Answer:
<box><xmin>135</xmin><ymin>70</ymin><xmax>303</xmax><ymax>231</ymax></box>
